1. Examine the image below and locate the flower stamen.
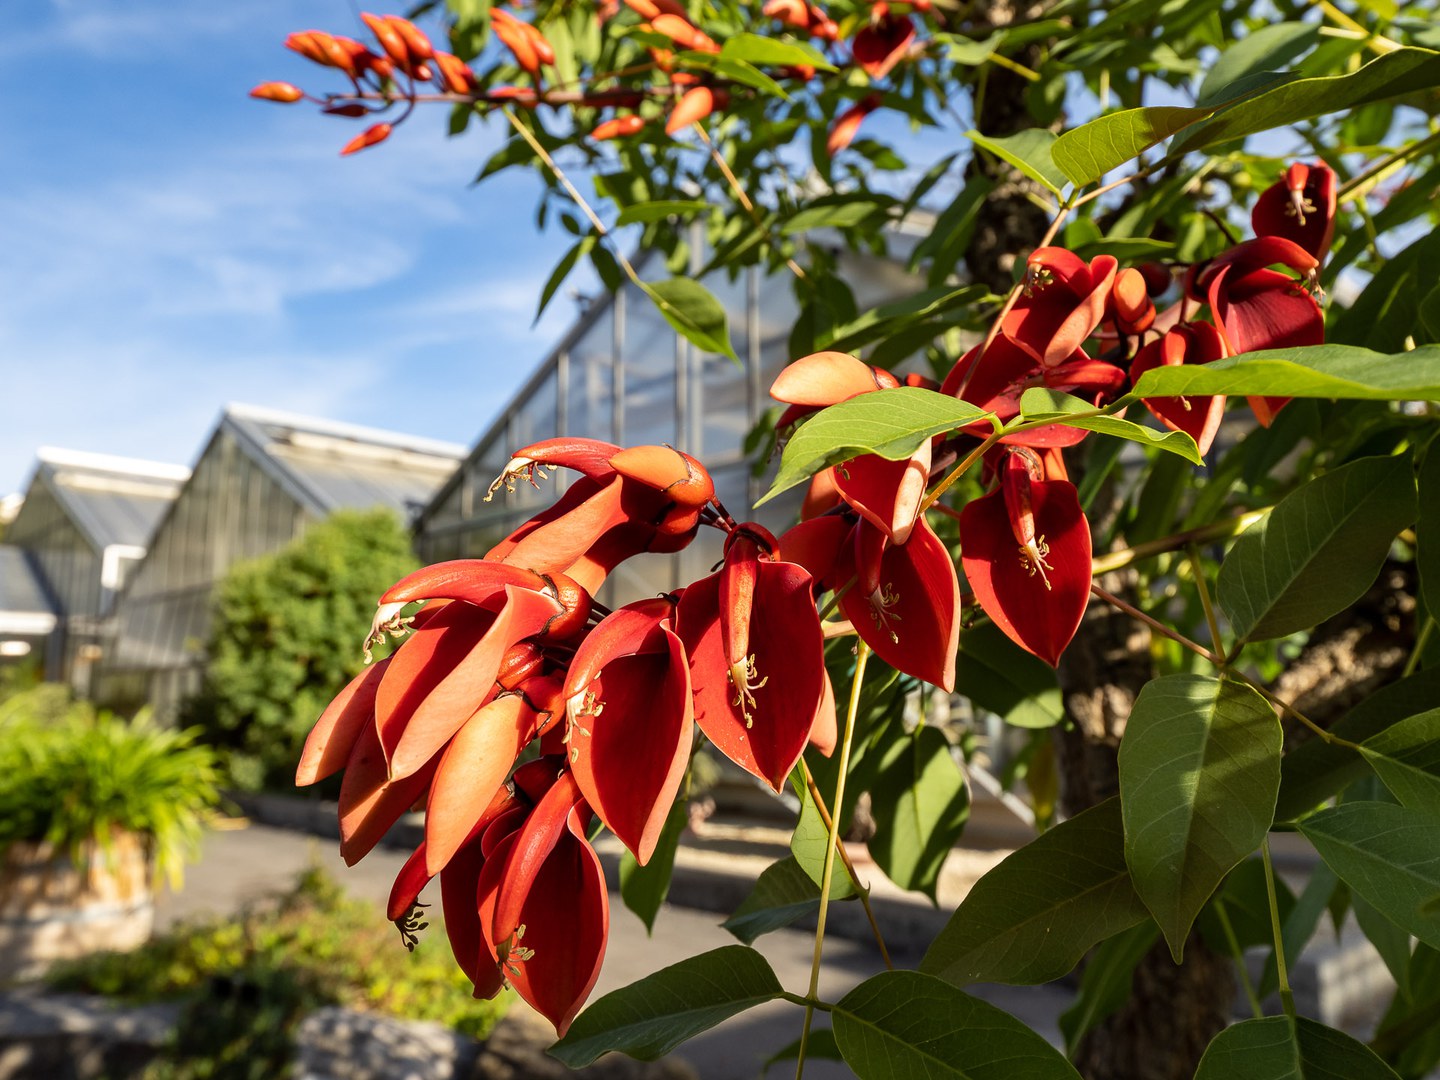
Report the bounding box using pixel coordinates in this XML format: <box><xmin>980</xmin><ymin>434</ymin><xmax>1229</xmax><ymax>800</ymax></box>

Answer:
<box><xmin>868</xmin><ymin>583</ymin><xmax>902</xmax><ymax>644</ymax></box>
<box><xmin>364</xmin><ymin>601</ymin><xmax>414</xmax><ymax>664</ymax></box>
<box><xmin>485</xmin><ymin>457</ymin><xmax>557</xmax><ymax>502</ymax></box>
<box><xmin>393</xmin><ymin>900</ymin><xmax>429</xmax><ymax>952</ymax></box>
<box><xmin>1018</xmin><ymin>536</ymin><xmax>1054</xmax><ymax>590</ymax></box>
<box><xmin>728</xmin><ymin>654</ymin><xmax>769</xmax><ymax>729</ymax></box>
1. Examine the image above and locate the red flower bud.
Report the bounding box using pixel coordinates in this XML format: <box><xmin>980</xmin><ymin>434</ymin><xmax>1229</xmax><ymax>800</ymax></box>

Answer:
<box><xmin>1111</xmin><ymin>267</ymin><xmax>1156</xmax><ymax>335</ymax></box>
<box><xmin>591</xmin><ymin>114</ymin><xmax>646</xmax><ymax>140</ymax></box>
<box><xmin>826</xmin><ymin>93</ymin><xmax>881</xmax><ymax>155</ymax></box>
<box><xmin>339</xmin><ymin>122</ymin><xmax>392</xmax><ymax>155</ymax></box>
<box><xmin>666</xmin><ymin>85</ymin><xmax>717</xmax><ymax>134</ymax></box>
<box><xmin>432</xmin><ymin>51</ymin><xmax>477</xmax><ymax>93</ymax></box>
<box><xmin>385</xmin><ymin>15</ymin><xmax>434</xmax><ymax>62</ymax></box>
<box><xmin>361</xmin><ymin>11</ymin><xmax>411</xmax><ymax>69</ymax></box>
<box><xmin>250</xmin><ymin>81</ymin><xmax>304</xmax><ymax>103</ymax></box>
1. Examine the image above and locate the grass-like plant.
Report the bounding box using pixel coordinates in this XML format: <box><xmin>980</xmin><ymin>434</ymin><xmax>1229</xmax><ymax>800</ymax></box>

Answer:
<box><xmin>0</xmin><ymin>688</ymin><xmax>221</xmax><ymax>887</ymax></box>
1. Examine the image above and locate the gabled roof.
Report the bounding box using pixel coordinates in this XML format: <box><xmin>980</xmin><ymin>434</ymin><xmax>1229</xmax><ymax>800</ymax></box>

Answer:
<box><xmin>0</xmin><ymin>545</ymin><xmax>57</xmax><ymax>635</ymax></box>
<box><xmin>30</xmin><ymin>448</ymin><xmax>190</xmax><ymax>553</ymax></box>
<box><xmin>219</xmin><ymin>404</ymin><xmax>467</xmax><ymax>519</ymax></box>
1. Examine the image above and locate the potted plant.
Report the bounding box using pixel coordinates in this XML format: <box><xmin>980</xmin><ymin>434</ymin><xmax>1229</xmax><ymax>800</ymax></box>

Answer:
<box><xmin>0</xmin><ymin>687</ymin><xmax>221</xmax><ymax>982</ymax></box>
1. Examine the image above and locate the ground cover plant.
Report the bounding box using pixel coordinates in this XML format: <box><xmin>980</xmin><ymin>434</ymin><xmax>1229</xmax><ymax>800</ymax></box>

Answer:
<box><xmin>48</xmin><ymin>866</ymin><xmax>513</xmax><ymax>1078</ymax></box>
<box><xmin>256</xmin><ymin>1</ymin><xmax>1440</xmax><ymax>1076</ymax></box>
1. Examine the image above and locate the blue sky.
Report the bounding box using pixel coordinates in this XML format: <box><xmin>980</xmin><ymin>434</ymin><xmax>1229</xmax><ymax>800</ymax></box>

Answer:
<box><xmin>1</xmin><ymin>1</ymin><xmax>584</xmax><ymax>496</ymax></box>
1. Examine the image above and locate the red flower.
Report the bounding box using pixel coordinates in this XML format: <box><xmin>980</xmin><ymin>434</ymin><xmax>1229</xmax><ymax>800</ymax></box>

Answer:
<box><xmin>852</xmin><ymin>12</ymin><xmax>914</xmax><ymax>79</ymax></box>
<box><xmin>477</xmin><ymin>769</ymin><xmax>608</xmax><ymax>1036</ymax></box>
<box><xmin>1002</xmin><ymin>248</ymin><xmax>1119</xmax><ymax>369</ymax></box>
<box><xmin>960</xmin><ymin>448</ymin><xmax>1091</xmax><ymax>667</ymax></box>
<box><xmin>1251</xmin><ymin>162</ymin><xmax>1337</xmax><ymax>262</ymax></box>
<box><xmin>773</xmin><ymin>352</ymin><xmax>927</xmax><ymax>543</ymax></box>
<box><xmin>486</xmin><ymin>439</ymin><xmax>714</xmax><ymax>591</ymax></box>
<box><xmin>561</xmin><ymin>597</ymin><xmax>693</xmax><ymax>863</ymax></box>
<box><xmin>1193</xmin><ymin>236</ymin><xmax>1322</xmax><ymax>426</ymax></box>
<box><xmin>827</xmin><ymin>94</ymin><xmax>882</xmax><ymax>155</ymax></box>
<box><xmin>1130</xmin><ymin>323</ymin><xmax>1227</xmax><ymax>456</ymax></box>
<box><xmin>941</xmin><ymin>335</ymin><xmax>1125</xmax><ymax>447</ymax></box>
<box><xmin>677</xmin><ymin>525</ymin><xmax>830</xmax><ymax>791</ymax></box>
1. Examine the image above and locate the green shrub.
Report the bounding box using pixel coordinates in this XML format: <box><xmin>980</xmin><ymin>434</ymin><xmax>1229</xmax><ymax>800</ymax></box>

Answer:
<box><xmin>184</xmin><ymin>509</ymin><xmax>418</xmax><ymax>791</ymax></box>
<box><xmin>0</xmin><ymin>689</ymin><xmax>221</xmax><ymax>886</ymax></box>
<box><xmin>48</xmin><ymin>864</ymin><xmax>511</xmax><ymax>1077</ymax></box>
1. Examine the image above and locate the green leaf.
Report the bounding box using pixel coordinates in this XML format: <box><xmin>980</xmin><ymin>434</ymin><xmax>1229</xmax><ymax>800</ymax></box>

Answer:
<box><xmin>1119</xmin><ymin>674</ymin><xmax>1281</xmax><ymax>962</ymax></box>
<box><xmin>965</xmin><ymin>129</ymin><xmax>1070</xmax><ymax>194</ymax></box>
<box><xmin>1130</xmin><ymin>344</ymin><xmax>1440</xmax><ymax>401</ymax></box>
<box><xmin>534</xmin><ymin>236</ymin><xmax>594</xmax><ymax>321</ymax></box>
<box><xmin>822</xmin><ymin>284</ymin><xmax>988</xmax><ymax>354</ymax></box>
<box><xmin>719</xmin><ymin>32</ymin><xmax>835</xmax><ymax>71</ymax></box>
<box><xmin>954</xmin><ymin>622</ymin><xmax>1064</xmax><ymax>729</ymax></box>
<box><xmin>549</xmin><ymin>946</ymin><xmax>784</xmax><ymax>1066</ymax></box>
<box><xmin>1331</xmin><ymin>232</ymin><xmax>1440</xmax><ymax>351</ymax></box>
<box><xmin>675</xmin><ymin>53</ymin><xmax>789</xmax><ymax>98</ymax></box>
<box><xmin>1194</xmin><ymin>1015</ymin><xmax>1401</xmax><ymax>1079</ymax></box>
<box><xmin>1361</xmin><ymin>709</ymin><xmax>1440</xmax><ymax>815</ymax></box>
<box><xmin>1057</xmin><ymin>921</ymin><xmax>1160</xmax><ymax>1054</ymax></box>
<box><xmin>1051</xmin><ymin>106</ymin><xmax>1210</xmax><ymax>187</ymax></box>
<box><xmin>1354</xmin><ymin>893</ymin><xmax>1414</xmax><ymax>999</ymax></box>
<box><xmin>721</xmin><ymin>856</ymin><xmax>825</xmax><ymax>945</ymax></box>
<box><xmin>760</xmin><ymin>388</ymin><xmax>991</xmax><ymax>504</ymax></box>
<box><xmin>867</xmin><ymin>726</ymin><xmax>970</xmax><ymax>901</ymax></box>
<box><xmin>1174</xmin><ymin>46</ymin><xmax>1440</xmax><ymax>153</ymax></box>
<box><xmin>1277</xmin><ymin>670</ymin><xmax>1440</xmax><ymax>821</ymax></box>
<box><xmin>1217</xmin><ymin>454</ymin><xmax>1416</xmax><ymax>642</ymax></box>
<box><xmin>1017</xmin><ymin>388</ymin><xmax>1203</xmax><ymax>464</ymax></box>
<box><xmin>1420</xmin><ymin>284</ymin><xmax>1440</xmax><ymax>342</ymax></box>
<box><xmin>1198</xmin><ymin>857</ymin><xmax>1296</xmax><ymax>953</ymax></box>
<box><xmin>1420</xmin><ymin>444</ymin><xmax>1440</xmax><ymax>620</ymax></box>
<box><xmin>781</xmin><ymin>199</ymin><xmax>883</xmax><ymax>235</ymax></box>
<box><xmin>920</xmin><ymin>798</ymin><xmax>1149</xmax><ymax>986</ymax></box>
<box><xmin>1299</xmin><ymin>801</ymin><xmax>1440</xmax><ymax>953</ymax></box>
<box><xmin>764</xmin><ymin>1027</ymin><xmax>840</xmax><ymax>1068</ymax></box>
<box><xmin>832</xmin><ymin>970</ymin><xmax>1082</xmax><ymax>1079</ymax></box>
<box><xmin>614</xmin><ymin>200</ymin><xmax>711</xmax><ymax>226</ymax></box>
<box><xmin>788</xmin><ymin>769</ymin><xmax>856</xmax><ymax>900</ymax></box>
<box><xmin>640</xmin><ymin>277</ymin><xmax>736</xmax><ymax>360</ymax></box>
<box><xmin>618</xmin><ymin>800</ymin><xmax>687</xmax><ymax>934</ymax></box>
<box><xmin>1196</xmin><ymin>22</ymin><xmax>1322</xmax><ymax>106</ymax></box>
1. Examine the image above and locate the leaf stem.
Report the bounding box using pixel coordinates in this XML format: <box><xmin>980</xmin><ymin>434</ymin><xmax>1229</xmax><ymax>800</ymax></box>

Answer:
<box><xmin>500</xmin><ymin>106</ymin><xmax>645</xmax><ymax>290</ymax></box>
<box><xmin>1213</xmin><ymin>899</ymin><xmax>1265</xmax><ymax>1019</ymax></box>
<box><xmin>795</xmin><ymin>640</ymin><xmax>870</xmax><ymax>1080</ymax></box>
<box><xmin>694</xmin><ymin>125</ymin><xmax>807</xmax><ymax>281</ymax></box>
<box><xmin>1261</xmin><ymin>838</ymin><xmax>1297</xmax><ymax>1018</ymax></box>
<box><xmin>920</xmin><ymin>430</ymin><xmax>1005</xmax><ymax>512</ymax></box>
<box><xmin>1090</xmin><ymin>583</ymin><xmax>1222</xmax><ymax>664</ymax></box>
<box><xmin>1403</xmin><ymin>616</ymin><xmax>1434</xmax><ymax>678</ymax></box>
<box><xmin>1089</xmin><ymin>508</ymin><xmax>1269</xmax><ymax>575</ymax></box>
<box><xmin>1337</xmin><ymin>128</ymin><xmax>1440</xmax><ymax>202</ymax></box>
<box><xmin>1188</xmin><ymin>544</ymin><xmax>1226</xmax><ymax>659</ymax></box>
<box><xmin>1311</xmin><ymin>0</ymin><xmax>1401</xmax><ymax>54</ymax></box>
<box><xmin>800</xmin><ymin>759</ymin><xmax>894</xmax><ymax>971</ymax></box>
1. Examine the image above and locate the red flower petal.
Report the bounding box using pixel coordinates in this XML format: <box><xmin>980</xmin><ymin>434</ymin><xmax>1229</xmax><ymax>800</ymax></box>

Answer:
<box><xmin>296</xmin><ymin>657</ymin><xmax>387</xmax><ymax>786</ymax></box>
<box><xmin>839</xmin><ymin>517</ymin><xmax>960</xmax><ymax>690</ymax></box>
<box><xmin>424</xmin><ymin>694</ymin><xmax>543</xmax><ymax>875</ymax></box>
<box><xmin>336</xmin><ymin>721</ymin><xmax>439</xmax><ymax>866</ymax></box>
<box><xmin>960</xmin><ymin>478</ymin><xmax>1091</xmax><ymax>667</ymax></box>
<box><xmin>678</xmin><ymin>560</ymin><xmax>826</xmax><ymax>790</ymax></box>
<box><xmin>566</xmin><ymin>628</ymin><xmax>693</xmax><ymax>863</ymax></box>
<box><xmin>479</xmin><ymin>806</ymin><xmax>608</xmax><ymax>1035</ymax></box>
<box><xmin>852</xmin><ymin>13</ymin><xmax>914</xmax><ymax>79</ymax></box>
<box><xmin>833</xmin><ymin>441</ymin><xmax>931</xmax><ymax>545</ymax></box>
<box><xmin>1252</xmin><ymin>162</ymin><xmax>1336</xmax><ymax>262</ymax></box>
<box><xmin>1131</xmin><ymin>323</ymin><xmax>1227</xmax><ymax>455</ymax></box>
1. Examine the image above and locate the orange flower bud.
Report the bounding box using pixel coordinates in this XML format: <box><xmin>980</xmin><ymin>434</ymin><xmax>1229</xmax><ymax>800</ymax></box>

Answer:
<box><xmin>591</xmin><ymin>114</ymin><xmax>646</xmax><ymax>140</ymax></box>
<box><xmin>625</xmin><ymin>0</ymin><xmax>663</xmax><ymax>17</ymax></box>
<box><xmin>666</xmin><ymin>85</ymin><xmax>716</xmax><ymax>134</ymax></box>
<box><xmin>285</xmin><ymin>31</ymin><xmax>330</xmax><ymax>65</ymax></box>
<box><xmin>385</xmin><ymin>15</ymin><xmax>434</xmax><ymax>62</ymax></box>
<box><xmin>433</xmin><ymin>51</ymin><xmax>477</xmax><ymax>94</ymax></box>
<box><xmin>1111</xmin><ymin>267</ymin><xmax>1155</xmax><ymax>334</ymax></box>
<box><xmin>340</xmin><ymin>122</ymin><xmax>392</xmax><ymax>156</ymax></box>
<box><xmin>250</xmin><ymin>81</ymin><xmax>304</xmax><ymax>103</ymax></box>
<box><xmin>492</xmin><ymin>9</ymin><xmax>541</xmax><ymax>75</ymax></box>
<box><xmin>361</xmin><ymin>11</ymin><xmax>410</xmax><ymax>68</ymax></box>
<box><xmin>763</xmin><ymin>0</ymin><xmax>812</xmax><ymax>30</ymax></box>
<box><xmin>652</xmin><ymin>13</ymin><xmax>719</xmax><ymax>52</ymax></box>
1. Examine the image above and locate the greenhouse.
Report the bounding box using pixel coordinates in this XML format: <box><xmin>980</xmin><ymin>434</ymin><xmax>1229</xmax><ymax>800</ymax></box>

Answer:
<box><xmin>2</xmin><ymin>448</ymin><xmax>189</xmax><ymax>691</ymax></box>
<box><xmin>98</xmin><ymin>404</ymin><xmax>465</xmax><ymax>715</ymax></box>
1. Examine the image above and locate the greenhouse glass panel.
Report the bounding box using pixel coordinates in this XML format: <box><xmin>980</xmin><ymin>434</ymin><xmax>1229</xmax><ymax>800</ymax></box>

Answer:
<box><xmin>566</xmin><ymin>304</ymin><xmax>614</xmax><ymax>444</ymax></box>
<box><xmin>618</xmin><ymin>291</ymin><xmax>677</xmax><ymax>449</ymax></box>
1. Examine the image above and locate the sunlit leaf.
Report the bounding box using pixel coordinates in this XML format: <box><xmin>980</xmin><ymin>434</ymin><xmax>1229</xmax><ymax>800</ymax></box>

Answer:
<box><xmin>1052</xmin><ymin>106</ymin><xmax>1209</xmax><ymax>187</ymax></box>
<box><xmin>1130</xmin><ymin>344</ymin><xmax>1440</xmax><ymax>401</ymax></box>
<box><xmin>641</xmin><ymin>277</ymin><xmax>736</xmax><ymax>360</ymax></box>
<box><xmin>965</xmin><ymin>129</ymin><xmax>1070</xmax><ymax>194</ymax></box>
<box><xmin>1120</xmin><ymin>675</ymin><xmax>1280</xmax><ymax>961</ymax></box>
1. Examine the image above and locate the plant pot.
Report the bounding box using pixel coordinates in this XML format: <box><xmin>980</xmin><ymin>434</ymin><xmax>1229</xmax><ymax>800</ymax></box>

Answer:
<box><xmin>0</xmin><ymin>831</ymin><xmax>155</xmax><ymax>983</ymax></box>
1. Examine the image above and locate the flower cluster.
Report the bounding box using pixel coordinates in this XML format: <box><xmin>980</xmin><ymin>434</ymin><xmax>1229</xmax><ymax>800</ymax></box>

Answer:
<box><xmin>296</xmin><ymin>160</ymin><xmax>1334</xmax><ymax>1035</ymax></box>
<box><xmin>253</xmin><ymin>4</ymin><xmax>944</xmax><ymax>155</ymax></box>
<box><xmin>297</xmin><ymin>440</ymin><xmax>835</xmax><ymax>1033</ymax></box>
